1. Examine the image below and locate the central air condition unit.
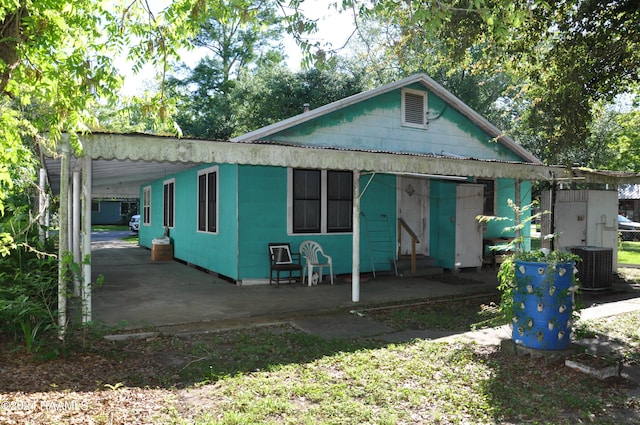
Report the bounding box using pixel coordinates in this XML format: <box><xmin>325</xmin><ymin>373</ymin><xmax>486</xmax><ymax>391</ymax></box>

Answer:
<box><xmin>569</xmin><ymin>246</ymin><xmax>613</xmax><ymax>291</ymax></box>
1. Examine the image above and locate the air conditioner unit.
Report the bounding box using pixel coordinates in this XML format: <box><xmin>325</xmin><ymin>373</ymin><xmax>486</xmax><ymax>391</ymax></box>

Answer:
<box><xmin>569</xmin><ymin>247</ymin><xmax>613</xmax><ymax>291</ymax></box>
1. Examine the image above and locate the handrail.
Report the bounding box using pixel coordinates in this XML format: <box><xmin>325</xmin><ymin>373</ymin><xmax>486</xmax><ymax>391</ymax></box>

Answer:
<box><xmin>398</xmin><ymin>218</ymin><xmax>420</xmax><ymax>274</ymax></box>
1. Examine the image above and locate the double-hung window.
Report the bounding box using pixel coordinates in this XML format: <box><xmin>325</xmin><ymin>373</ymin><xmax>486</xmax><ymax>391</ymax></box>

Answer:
<box><xmin>197</xmin><ymin>167</ymin><xmax>218</xmax><ymax>233</ymax></box>
<box><xmin>142</xmin><ymin>186</ymin><xmax>151</xmax><ymax>225</ymax></box>
<box><xmin>163</xmin><ymin>179</ymin><xmax>175</xmax><ymax>228</ymax></box>
<box><xmin>291</xmin><ymin>169</ymin><xmax>353</xmax><ymax>233</ymax></box>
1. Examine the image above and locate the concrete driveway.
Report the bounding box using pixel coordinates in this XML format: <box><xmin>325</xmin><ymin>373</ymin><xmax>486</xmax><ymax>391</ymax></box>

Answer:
<box><xmin>90</xmin><ymin>233</ymin><xmax>500</xmax><ymax>330</ymax></box>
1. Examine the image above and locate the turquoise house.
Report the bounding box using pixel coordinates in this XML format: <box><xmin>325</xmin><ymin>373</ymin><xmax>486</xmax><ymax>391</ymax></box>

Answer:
<box><xmin>137</xmin><ymin>74</ymin><xmax>540</xmax><ymax>284</ymax></box>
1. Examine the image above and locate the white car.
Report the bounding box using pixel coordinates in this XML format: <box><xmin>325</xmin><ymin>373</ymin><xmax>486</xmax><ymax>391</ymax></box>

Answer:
<box><xmin>618</xmin><ymin>215</ymin><xmax>640</xmax><ymax>241</ymax></box>
<box><xmin>129</xmin><ymin>214</ymin><xmax>140</xmax><ymax>232</ymax></box>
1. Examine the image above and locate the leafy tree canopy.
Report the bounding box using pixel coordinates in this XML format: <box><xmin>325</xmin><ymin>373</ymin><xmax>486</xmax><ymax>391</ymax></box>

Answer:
<box><xmin>231</xmin><ymin>63</ymin><xmax>367</xmax><ymax>135</ymax></box>
<box><xmin>350</xmin><ymin>0</ymin><xmax>640</xmax><ymax>165</ymax></box>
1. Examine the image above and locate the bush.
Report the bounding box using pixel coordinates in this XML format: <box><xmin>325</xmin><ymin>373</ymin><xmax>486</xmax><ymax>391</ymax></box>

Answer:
<box><xmin>0</xmin><ymin>241</ymin><xmax>58</xmax><ymax>352</ymax></box>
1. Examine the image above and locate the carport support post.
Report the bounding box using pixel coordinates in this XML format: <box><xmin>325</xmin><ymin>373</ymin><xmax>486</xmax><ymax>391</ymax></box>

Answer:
<box><xmin>72</xmin><ymin>169</ymin><xmax>81</xmax><ymax>297</ymax></box>
<box><xmin>38</xmin><ymin>168</ymin><xmax>47</xmax><ymax>244</ymax></box>
<box><xmin>352</xmin><ymin>170</ymin><xmax>360</xmax><ymax>303</ymax></box>
<box><xmin>57</xmin><ymin>142</ymin><xmax>70</xmax><ymax>338</ymax></box>
<box><xmin>82</xmin><ymin>155</ymin><xmax>92</xmax><ymax>323</ymax></box>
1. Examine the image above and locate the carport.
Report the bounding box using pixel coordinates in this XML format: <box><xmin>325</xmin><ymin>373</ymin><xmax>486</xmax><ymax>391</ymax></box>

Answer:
<box><xmin>91</xmin><ymin>235</ymin><xmax>503</xmax><ymax>329</ymax></box>
<box><xmin>42</xmin><ymin>132</ymin><xmax>569</xmax><ymax>332</ymax></box>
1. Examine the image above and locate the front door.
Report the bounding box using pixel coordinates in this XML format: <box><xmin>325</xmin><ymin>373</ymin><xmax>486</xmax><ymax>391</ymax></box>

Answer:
<box><xmin>397</xmin><ymin>176</ymin><xmax>429</xmax><ymax>256</ymax></box>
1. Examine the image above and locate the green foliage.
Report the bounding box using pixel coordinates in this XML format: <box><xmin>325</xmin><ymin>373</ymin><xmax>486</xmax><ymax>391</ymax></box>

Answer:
<box><xmin>0</xmin><ymin>250</ymin><xmax>58</xmax><ymax>352</ymax></box>
<box><xmin>476</xmin><ymin>198</ymin><xmax>545</xmax><ymax>254</ymax></box>
<box><xmin>230</xmin><ymin>64</ymin><xmax>367</xmax><ymax>135</ymax></box>
<box><xmin>170</xmin><ymin>60</ymin><xmax>367</xmax><ymax>139</ymax></box>
<box><xmin>597</xmin><ymin>108</ymin><xmax>640</xmax><ymax>172</ymax></box>
<box><xmin>354</xmin><ymin>0</ymin><xmax>640</xmax><ymax>165</ymax></box>
<box><xmin>478</xmin><ymin>198</ymin><xmax>581</xmax><ymax>324</ymax></box>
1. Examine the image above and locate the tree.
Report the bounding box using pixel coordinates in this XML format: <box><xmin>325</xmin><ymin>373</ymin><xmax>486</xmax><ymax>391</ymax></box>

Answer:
<box><xmin>588</xmin><ymin>98</ymin><xmax>640</xmax><ymax>172</ymax></box>
<box><xmin>230</xmin><ymin>63</ymin><xmax>367</xmax><ymax>135</ymax></box>
<box><xmin>352</xmin><ymin>0</ymin><xmax>640</xmax><ymax>165</ymax></box>
<box><xmin>167</xmin><ymin>0</ymin><xmax>286</xmax><ymax>139</ymax></box>
<box><xmin>347</xmin><ymin>17</ymin><xmax>519</xmax><ymax>122</ymax></box>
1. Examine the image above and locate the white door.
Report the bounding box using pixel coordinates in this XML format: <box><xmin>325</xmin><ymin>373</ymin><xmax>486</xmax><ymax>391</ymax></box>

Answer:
<box><xmin>397</xmin><ymin>176</ymin><xmax>429</xmax><ymax>256</ymax></box>
<box><xmin>554</xmin><ymin>200</ymin><xmax>588</xmax><ymax>248</ymax></box>
<box><xmin>455</xmin><ymin>184</ymin><xmax>483</xmax><ymax>268</ymax></box>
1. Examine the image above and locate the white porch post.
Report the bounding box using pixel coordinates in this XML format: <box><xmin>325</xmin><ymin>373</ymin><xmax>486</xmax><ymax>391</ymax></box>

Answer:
<box><xmin>82</xmin><ymin>156</ymin><xmax>92</xmax><ymax>323</ymax></box>
<box><xmin>57</xmin><ymin>142</ymin><xmax>70</xmax><ymax>338</ymax></box>
<box><xmin>38</xmin><ymin>168</ymin><xmax>47</xmax><ymax>244</ymax></box>
<box><xmin>72</xmin><ymin>169</ymin><xmax>81</xmax><ymax>296</ymax></box>
<box><xmin>352</xmin><ymin>170</ymin><xmax>360</xmax><ymax>303</ymax></box>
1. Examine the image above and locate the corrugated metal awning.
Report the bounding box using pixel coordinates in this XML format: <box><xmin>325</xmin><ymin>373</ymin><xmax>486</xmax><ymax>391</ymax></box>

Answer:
<box><xmin>42</xmin><ymin>132</ymin><xmax>570</xmax><ymax>197</ymax></box>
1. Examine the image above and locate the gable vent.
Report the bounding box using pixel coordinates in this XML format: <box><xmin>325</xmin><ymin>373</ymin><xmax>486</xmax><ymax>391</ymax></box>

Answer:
<box><xmin>402</xmin><ymin>89</ymin><xmax>427</xmax><ymax>128</ymax></box>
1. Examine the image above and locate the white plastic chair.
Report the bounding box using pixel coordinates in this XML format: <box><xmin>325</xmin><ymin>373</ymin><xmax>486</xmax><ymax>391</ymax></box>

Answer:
<box><xmin>299</xmin><ymin>240</ymin><xmax>334</xmax><ymax>286</ymax></box>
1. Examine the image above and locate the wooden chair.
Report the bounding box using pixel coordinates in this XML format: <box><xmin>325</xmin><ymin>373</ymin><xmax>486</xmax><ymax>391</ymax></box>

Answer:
<box><xmin>299</xmin><ymin>240</ymin><xmax>334</xmax><ymax>286</ymax></box>
<box><xmin>268</xmin><ymin>243</ymin><xmax>302</xmax><ymax>287</ymax></box>
<box><xmin>483</xmin><ymin>238</ymin><xmax>514</xmax><ymax>270</ymax></box>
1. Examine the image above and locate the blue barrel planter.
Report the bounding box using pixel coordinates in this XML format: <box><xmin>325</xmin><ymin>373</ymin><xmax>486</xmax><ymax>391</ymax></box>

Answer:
<box><xmin>512</xmin><ymin>260</ymin><xmax>576</xmax><ymax>350</ymax></box>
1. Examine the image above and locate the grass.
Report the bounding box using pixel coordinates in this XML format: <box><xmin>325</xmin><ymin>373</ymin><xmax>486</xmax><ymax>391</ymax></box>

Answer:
<box><xmin>2</xmin><ymin>288</ymin><xmax>637</xmax><ymax>424</ymax></box>
<box><xmin>361</xmin><ymin>294</ymin><xmax>504</xmax><ymax>332</ymax></box>
<box><xmin>164</xmin><ymin>293</ymin><xmax>638</xmax><ymax>425</ymax></box>
<box><xmin>577</xmin><ymin>310</ymin><xmax>640</xmax><ymax>365</ymax></box>
<box><xmin>174</xmin><ymin>337</ymin><xmax>632</xmax><ymax>424</ymax></box>
<box><xmin>121</xmin><ymin>234</ymin><xmax>139</xmax><ymax>244</ymax></box>
<box><xmin>619</xmin><ymin>240</ymin><xmax>640</xmax><ymax>264</ymax></box>
<box><xmin>92</xmin><ymin>224</ymin><xmax>129</xmax><ymax>232</ymax></box>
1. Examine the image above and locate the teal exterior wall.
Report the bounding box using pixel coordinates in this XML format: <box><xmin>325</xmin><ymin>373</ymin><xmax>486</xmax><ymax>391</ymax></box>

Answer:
<box><xmin>236</xmin><ymin>165</ymin><xmax>288</xmax><ymax>280</ymax></box>
<box><xmin>357</xmin><ymin>173</ymin><xmax>398</xmax><ymax>274</ymax></box>
<box><xmin>263</xmin><ymin>84</ymin><xmax>523</xmax><ymax>162</ymax></box>
<box><xmin>92</xmin><ymin>200</ymin><xmax>122</xmax><ymax>224</ymax></box>
<box><xmin>482</xmin><ymin>178</ymin><xmax>532</xmax><ymax>250</ymax></box>
<box><xmin>140</xmin><ymin>165</ymin><xmax>397</xmax><ymax>281</ymax></box>
<box><xmin>139</xmin><ymin>163</ymin><xmax>240</xmax><ymax>280</ymax></box>
<box><xmin>236</xmin><ymin>167</ymin><xmax>397</xmax><ymax>280</ymax></box>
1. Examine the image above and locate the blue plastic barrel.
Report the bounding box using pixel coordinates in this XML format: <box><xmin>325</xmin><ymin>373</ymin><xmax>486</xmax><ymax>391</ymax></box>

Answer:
<box><xmin>512</xmin><ymin>260</ymin><xmax>576</xmax><ymax>350</ymax></box>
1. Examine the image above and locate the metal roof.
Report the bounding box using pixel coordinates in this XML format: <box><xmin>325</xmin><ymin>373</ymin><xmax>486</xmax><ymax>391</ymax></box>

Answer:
<box><xmin>41</xmin><ymin>132</ymin><xmax>568</xmax><ymax>197</ymax></box>
<box><xmin>619</xmin><ymin>184</ymin><xmax>640</xmax><ymax>199</ymax></box>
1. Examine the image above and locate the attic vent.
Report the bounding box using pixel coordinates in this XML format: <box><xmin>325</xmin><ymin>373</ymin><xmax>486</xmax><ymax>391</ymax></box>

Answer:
<box><xmin>402</xmin><ymin>88</ymin><xmax>428</xmax><ymax>129</ymax></box>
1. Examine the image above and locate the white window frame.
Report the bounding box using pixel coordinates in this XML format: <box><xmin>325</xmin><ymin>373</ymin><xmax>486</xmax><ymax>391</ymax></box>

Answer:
<box><xmin>143</xmin><ymin>186</ymin><xmax>151</xmax><ymax>226</ymax></box>
<box><xmin>196</xmin><ymin>166</ymin><xmax>219</xmax><ymax>234</ymax></box>
<box><xmin>163</xmin><ymin>178</ymin><xmax>175</xmax><ymax>229</ymax></box>
<box><xmin>288</xmin><ymin>168</ymin><xmax>353</xmax><ymax>235</ymax></box>
<box><xmin>401</xmin><ymin>87</ymin><xmax>428</xmax><ymax>129</ymax></box>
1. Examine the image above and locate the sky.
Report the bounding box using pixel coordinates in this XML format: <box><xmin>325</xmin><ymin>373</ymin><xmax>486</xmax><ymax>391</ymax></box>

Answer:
<box><xmin>119</xmin><ymin>1</ymin><xmax>356</xmax><ymax>95</ymax></box>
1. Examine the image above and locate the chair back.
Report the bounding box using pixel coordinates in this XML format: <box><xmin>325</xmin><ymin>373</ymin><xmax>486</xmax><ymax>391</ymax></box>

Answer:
<box><xmin>269</xmin><ymin>243</ymin><xmax>294</xmax><ymax>264</ymax></box>
<box><xmin>299</xmin><ymin>240</ymin><xmax>323</xmax><ymax>264</ymax></box>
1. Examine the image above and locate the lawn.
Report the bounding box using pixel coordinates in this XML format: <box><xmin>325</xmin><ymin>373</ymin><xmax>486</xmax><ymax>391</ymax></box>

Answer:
<box><xmin>619</xmin><ymin>240</ymin><xmax>640</xmax><ymax>265</ymax></box>
<box><xmin>92</xmin><ymin>224</ymin><xmax>130</xmax><ymax>232</ymax></box>
<box><xmin>1</xmin><ymin>283</ymin><xmax>638</xmax><ymax>425</ymax></box>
